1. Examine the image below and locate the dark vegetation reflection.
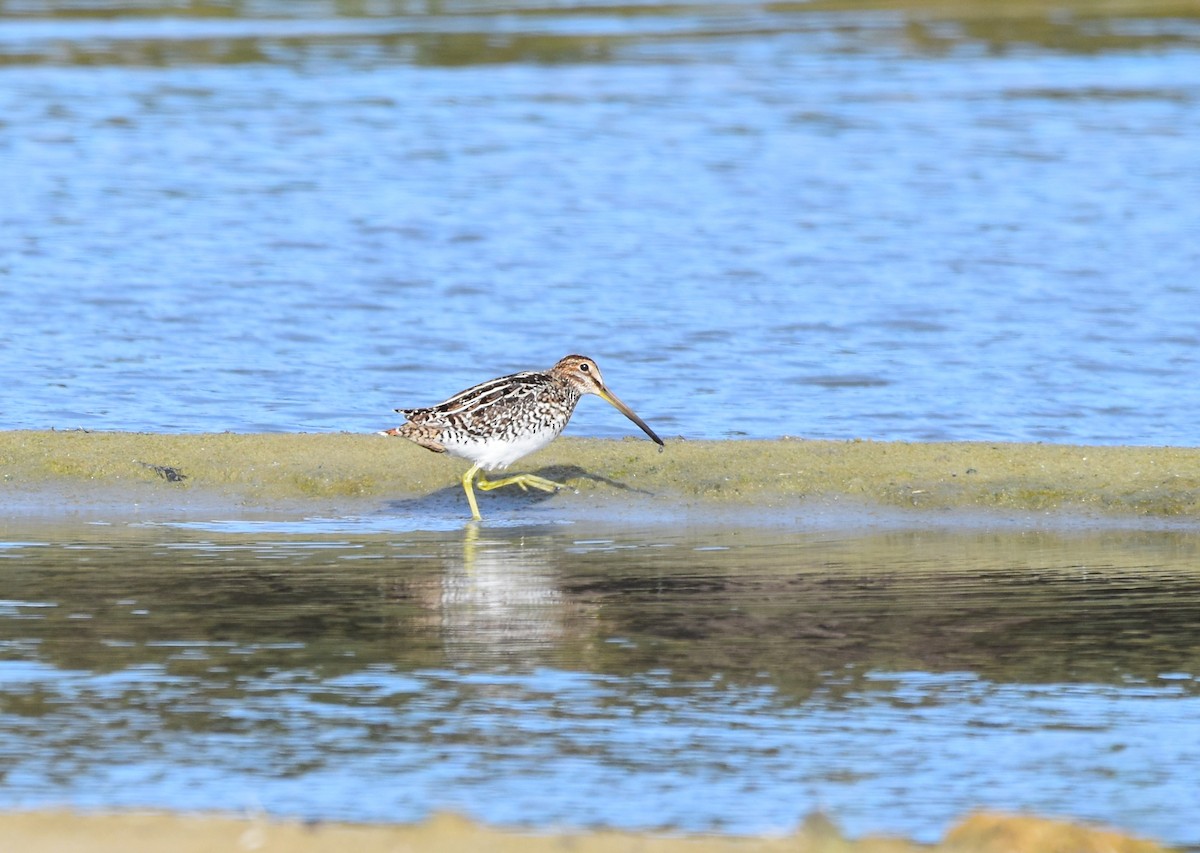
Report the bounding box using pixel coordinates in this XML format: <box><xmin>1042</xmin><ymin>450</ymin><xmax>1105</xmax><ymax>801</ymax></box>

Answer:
<box><xmin>3</xmin><ymin>525</ymin><xmax>1199</xmax><ymax>696</ymax></box>
<box><xmin>4</xmin><ymin>1</ymin><xmax>1200</xmax><ymax>69</ymax></box>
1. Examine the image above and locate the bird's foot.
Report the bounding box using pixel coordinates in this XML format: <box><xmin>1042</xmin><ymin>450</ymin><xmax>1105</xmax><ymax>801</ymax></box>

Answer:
<box><xmin>477</xmin><ymin>473</ymin><xmax>565</xmax><ymax>494</ymax></box>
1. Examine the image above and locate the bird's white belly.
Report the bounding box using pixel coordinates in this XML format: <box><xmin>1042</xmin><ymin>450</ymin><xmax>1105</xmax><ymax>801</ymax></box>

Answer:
<box><xmin>445</xmin><ymin>425</ymin><xmax>562</xmax><ymax>471</ymax></box>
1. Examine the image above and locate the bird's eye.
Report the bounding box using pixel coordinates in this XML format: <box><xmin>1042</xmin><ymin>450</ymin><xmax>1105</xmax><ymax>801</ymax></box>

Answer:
<box><xmin>580</xmin><ymin>363</ymin><xmax>590</xmax><ymax>372</ymax></box>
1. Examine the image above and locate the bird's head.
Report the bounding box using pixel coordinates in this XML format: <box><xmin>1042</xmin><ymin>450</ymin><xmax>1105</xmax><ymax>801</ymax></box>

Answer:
<box><xmin>550</xmin><ymin>355</ymin><xmax>664</xmax><ymax>447</ymax></box>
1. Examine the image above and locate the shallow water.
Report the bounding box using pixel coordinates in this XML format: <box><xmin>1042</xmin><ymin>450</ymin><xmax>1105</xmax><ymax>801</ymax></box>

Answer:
<box><xmin>1</xmin><ymin>514</ymin><xmax>1198</xmax><ymax>843</ymax></box>
<box><xmin>2</xmin><ymin>1</ymin><xmax>1200</xmax><ymax>443</ymax></box>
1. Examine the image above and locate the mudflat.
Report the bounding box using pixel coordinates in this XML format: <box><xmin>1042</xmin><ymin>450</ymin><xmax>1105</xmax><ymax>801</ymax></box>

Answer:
<box><xmin>2</xmin><ymin>430</ymin><xmax>1197</xmax><ymax>520</ymax></box>
<box><xmin>0</xmin><ymin>811</ymin><xmax>1171</xmax><ymax>853</ymax></box>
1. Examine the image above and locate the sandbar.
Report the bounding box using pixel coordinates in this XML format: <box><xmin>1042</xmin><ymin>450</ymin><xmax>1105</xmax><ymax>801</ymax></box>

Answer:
<box><xmin>0</xmin><ymin>810</ymin><xmax>1172</xmax><ymax>853</ymax></box>
<box><xmin>1</xmin><ymin>430</ymin><xmax>1197</xmax><ymax>523</ymax></box>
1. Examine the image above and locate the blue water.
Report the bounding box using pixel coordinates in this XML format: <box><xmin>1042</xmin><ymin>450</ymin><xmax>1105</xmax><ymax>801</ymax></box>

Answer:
<box><xmin>2</xmin><ymin>3</ymin><xmax>1199</xmax><ymax>443</ymax></box>
<box><xmin>3</xmin><ymin>5</ymin><xmax>1200</xmax><ymax>844</ymax></box>
<box><xmin>2</xmin><ymin>662</ymin><xmax>1197</xmax><ymax>840</ymax></box>
<box><xmin>1</xmin><ymin>520</ymin><xmax>1199</xmax><ymax>843</ymax></box>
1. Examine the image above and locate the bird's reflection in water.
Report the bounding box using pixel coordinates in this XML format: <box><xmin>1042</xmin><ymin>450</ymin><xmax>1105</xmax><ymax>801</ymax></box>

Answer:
<box><xmin>433</xmin><ymin>524</ymin><xmax>584</xmax><ymax>662</ymax></box>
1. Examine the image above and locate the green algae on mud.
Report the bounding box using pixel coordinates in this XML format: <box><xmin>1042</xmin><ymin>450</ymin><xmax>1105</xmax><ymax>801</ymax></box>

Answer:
<box><xmin>1</xmin><ymin>430</ymin><xmax>1198</xmax><ymax>519</ymax></box>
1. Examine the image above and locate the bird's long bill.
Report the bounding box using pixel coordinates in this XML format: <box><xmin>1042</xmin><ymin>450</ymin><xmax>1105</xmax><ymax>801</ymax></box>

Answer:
<box><xmin>597</xmin><ymin>385</ymin><xmax>664</xmax><ymax>447</ymax></box>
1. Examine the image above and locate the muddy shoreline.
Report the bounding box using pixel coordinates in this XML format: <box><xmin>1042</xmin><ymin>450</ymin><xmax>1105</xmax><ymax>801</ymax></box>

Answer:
<box><xmin>1</xmin><ymin>431</ymin><xmax>1197</xmax><ymax>523</ymax></box>
<box><xmin>0</xmin><ymin>811</ymin><xmax>1172</xmax><ymax>853</ymax></box>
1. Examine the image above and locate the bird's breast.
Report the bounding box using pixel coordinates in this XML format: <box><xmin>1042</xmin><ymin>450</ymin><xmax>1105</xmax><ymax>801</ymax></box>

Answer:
<box><xmin>444</xmin><ymin>423</ymin><xmax>565</xmax><ymax>471</ymax></box>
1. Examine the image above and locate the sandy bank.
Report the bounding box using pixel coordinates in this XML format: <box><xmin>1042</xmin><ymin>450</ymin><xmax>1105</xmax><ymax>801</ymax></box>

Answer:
<box><xmin>0</xmin><ymin>811</ymin><xmax>1170</xmax><ymax>853</ymax></box>
<box><xmin>1</xmin><ymin>430</ymin><xmax>1198</xmax><ymax>520</ymax></box>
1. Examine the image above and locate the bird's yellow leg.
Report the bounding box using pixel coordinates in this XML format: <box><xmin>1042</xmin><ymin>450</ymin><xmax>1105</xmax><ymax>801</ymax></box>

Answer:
<box><xmin>461</xmin><ymin>463</ymin><xmax>483</xmax><ymax>521</ymax></box>
<box><xmin>476</xmin><ymin>472</ymin><xmax>565</xmax><ymax>494</ymax></box>
<box><xmin>462</xmin><ymin>467</ymin><xmax>566</xmax><ymax>519</ymax></box>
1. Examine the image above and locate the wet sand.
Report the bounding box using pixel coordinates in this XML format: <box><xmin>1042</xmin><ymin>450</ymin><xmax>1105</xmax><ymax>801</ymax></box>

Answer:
<box><xmin>0</xmin><ymin>811</ymin><xmax>1170</xmax><ymax>853</ymax></box>
<box><xmin>2</xmin><ymin>430</ymin><xmax>1197</xmax><ymax>521</ymax></box>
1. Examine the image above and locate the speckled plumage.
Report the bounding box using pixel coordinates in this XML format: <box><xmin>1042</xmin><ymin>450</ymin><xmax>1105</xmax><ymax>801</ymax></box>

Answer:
<box><xmin>392</xmin><ymin>367</ymin><xmax>583</xmax><ymax>470</ymax></box>
<box><xmin>380</xmin><ymin>354</ymin><xmax>664</xmax><ymax>520</ymax></box>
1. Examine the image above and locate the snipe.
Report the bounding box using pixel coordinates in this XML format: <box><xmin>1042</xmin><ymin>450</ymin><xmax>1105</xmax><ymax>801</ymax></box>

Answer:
<box><xmin>380</xmin><ymin>354</ymin><xmax>664</xmax><ymax>520</ymax></box>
